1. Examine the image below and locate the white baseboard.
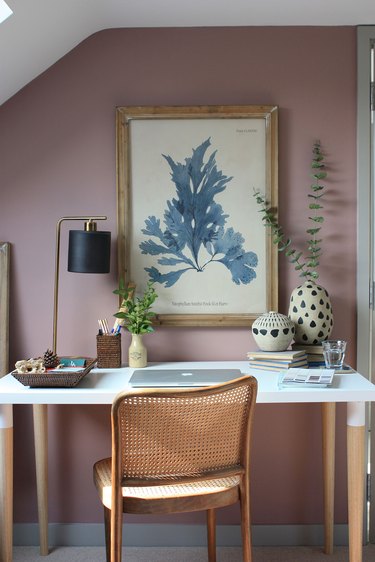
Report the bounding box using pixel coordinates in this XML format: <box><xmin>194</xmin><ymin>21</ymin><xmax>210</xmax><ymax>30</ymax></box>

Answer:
<box><xmin>13</xmin><ymin>523</ymin><xmax>349</xmax><ymax>547</ymax></box>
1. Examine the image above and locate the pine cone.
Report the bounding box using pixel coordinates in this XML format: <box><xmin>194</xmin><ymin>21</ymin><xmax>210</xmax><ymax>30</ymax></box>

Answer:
<box><xmin>43</xmin><ymin>349</ymin><xmax>59</xmax><ymax>369</ymax></box>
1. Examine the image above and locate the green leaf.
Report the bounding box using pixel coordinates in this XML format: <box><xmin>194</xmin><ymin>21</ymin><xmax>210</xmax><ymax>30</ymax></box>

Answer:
<box><xmin>308</xmin><ymin>245</ymin><xmax>321</xmax><ymax>253</ymax></box>
<box><xmin>261</xmin><ymin>215</ymin><xmax>271</xmax><ymax>224</ymax></box>
<box><xmin>313</xmin><ymin>154</ymin><xmax>324</xmax><ymax>162</ymax></box>
<box><xmin>307</xmin><ymin>239</ymin><xmax>322</xmax><ymax>246</ymax></box>
<box><xmin>312</xmin><ymin>171</ymin><xmax>327</xmax><ymax>180</ymax></box>
<box><xmin>285</xmin><ymin>248</ymin><xmax>296</xmax><ymax>257</ymax></box>
<box><xmin>290</xmin><ymin>251</ymin><xmax>303</xmax><ymax>263</ymax></box>
<box><xmin>279</xmin><ymin>239</ymin><xmax>292</xmax><ymax>252</ymax></box>
<box><xmin>306</xmin><ymin>227</ymin><xmax>321</xmax><ymax>235</ymax></box>
<box><xmin>308</xmin><ymin>248</ymin><xmax>321</xmax><ymax>256</ymax></box>
<box><xmin>309</xmin><ymin>216</ymin><xmax>324</xmax><ymax>223</ymax></box>
<box><xmin>309</xmin><ymin>203</ymin><xmax>323</xmax><ymax>210</ymax></box>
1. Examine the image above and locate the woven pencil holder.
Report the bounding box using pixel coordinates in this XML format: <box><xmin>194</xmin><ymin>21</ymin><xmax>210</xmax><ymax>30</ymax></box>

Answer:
<box><xmin>96</xmin><ymin>334</ymin><xmax>122</xmax><ymax>368</ymax></box>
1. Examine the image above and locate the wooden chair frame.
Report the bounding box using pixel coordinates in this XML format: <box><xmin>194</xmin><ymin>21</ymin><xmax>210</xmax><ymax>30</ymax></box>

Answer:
<box><xmin>94</xmin><ymin>375</ymin><xmax>258</xmax><ymax>562</ymax></box>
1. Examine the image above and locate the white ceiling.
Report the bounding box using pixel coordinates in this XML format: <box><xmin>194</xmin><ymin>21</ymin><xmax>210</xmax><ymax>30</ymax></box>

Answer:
<box><xmin>1</xmin><ymin>0</ymin><xmax>375</xmax><ymax>107</ymax></box>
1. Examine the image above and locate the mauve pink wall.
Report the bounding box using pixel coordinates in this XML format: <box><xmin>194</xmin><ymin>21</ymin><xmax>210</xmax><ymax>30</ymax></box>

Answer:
<box><xmin>0</xmin><ymin>26</ymin><xmax>356</xmax><ymax>527</ymax></box>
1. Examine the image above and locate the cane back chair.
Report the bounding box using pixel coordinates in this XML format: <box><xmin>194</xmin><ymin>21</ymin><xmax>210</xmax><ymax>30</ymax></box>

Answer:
<box><xmin>93</xmin><ymin>374</ymin><xmax>258</xmax><ymax>562</ymax></box>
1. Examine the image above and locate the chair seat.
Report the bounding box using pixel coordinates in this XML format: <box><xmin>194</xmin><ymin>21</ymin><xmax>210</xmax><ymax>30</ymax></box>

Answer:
<box><xmin>94</xmin><ymin>457</ymin><xmax>241</xmax><ymax>514</ymax></box>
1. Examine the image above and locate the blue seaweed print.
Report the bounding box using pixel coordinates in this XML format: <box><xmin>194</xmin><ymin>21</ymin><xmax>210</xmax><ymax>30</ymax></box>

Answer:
<box><xmin>140</xmin><ymin>138</ymin><xmax>258</xmax><ymax>288</ymax></box>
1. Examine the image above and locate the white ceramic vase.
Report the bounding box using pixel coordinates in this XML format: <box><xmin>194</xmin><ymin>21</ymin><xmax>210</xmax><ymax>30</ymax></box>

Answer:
<box><xmin>288</xmin><ymin>281</ymin><xmax>333</xmax><ymax>345</ymax></box>
<box><xmin>128</xmin><ymin>334</ymin><xmax>147</xmax><ymax>368</ymax></box>
<box><xmin>251</xmin><ymin>311</ymin><xmax>295</xmax><ymax>351</ymax></box>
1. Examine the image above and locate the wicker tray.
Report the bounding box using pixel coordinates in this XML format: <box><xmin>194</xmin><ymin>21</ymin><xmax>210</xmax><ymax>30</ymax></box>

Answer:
<box><xmin>11</xmin><ymin>357</ymin><xmax>97</xmax><ymax>388</ymax></box>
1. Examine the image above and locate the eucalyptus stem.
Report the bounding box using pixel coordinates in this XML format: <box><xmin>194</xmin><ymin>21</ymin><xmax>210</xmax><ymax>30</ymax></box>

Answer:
<box><xmin>254</xmin><ymin>140</ymin><xmax>327</xmax><ymax>282</ymax></box>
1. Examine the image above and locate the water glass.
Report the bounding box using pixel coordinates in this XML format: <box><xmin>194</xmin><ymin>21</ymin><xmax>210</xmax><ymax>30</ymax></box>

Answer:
<box><xmin>322</xmin><ymin>340</ymin><xmax>347</xmax><ymax>369</ymax></box>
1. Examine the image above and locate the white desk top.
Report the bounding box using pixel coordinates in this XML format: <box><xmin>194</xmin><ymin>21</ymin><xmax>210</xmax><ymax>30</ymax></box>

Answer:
<box><xmin>1</xmin><ymin>361</ymin><xmax>375</xmax><ymax>405</ymax></box>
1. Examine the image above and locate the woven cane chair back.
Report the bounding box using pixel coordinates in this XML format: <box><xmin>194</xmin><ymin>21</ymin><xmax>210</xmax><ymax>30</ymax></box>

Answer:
<box><xmin>112</xmin><ymin>375</ymin><xmax>257</xmax><ymax>485</ymax></box>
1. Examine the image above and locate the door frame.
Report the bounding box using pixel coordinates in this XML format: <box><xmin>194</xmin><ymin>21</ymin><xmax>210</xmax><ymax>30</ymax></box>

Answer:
<box><xmin>357</xmin><ymin>25</ymin><xmax>375</xmax><ymax>542</ymax></box>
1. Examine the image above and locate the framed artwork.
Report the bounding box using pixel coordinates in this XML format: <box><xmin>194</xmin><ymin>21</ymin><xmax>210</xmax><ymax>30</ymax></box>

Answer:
<box><xmin>116</xmin><ymin>105</ymin><xmax>278</xmax><ymax>327</ymax></box>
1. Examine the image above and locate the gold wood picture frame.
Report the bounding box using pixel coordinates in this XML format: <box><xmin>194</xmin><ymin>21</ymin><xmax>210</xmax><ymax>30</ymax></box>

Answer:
<box><xmin>116</xmin><ymin>105</ymin><xmax>278</xmax><ymax>327</ymax></box>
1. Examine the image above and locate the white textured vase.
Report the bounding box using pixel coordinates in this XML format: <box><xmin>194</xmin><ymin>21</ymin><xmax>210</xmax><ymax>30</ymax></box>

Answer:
<box><xmin>251</xmin><ymin>311</ymin><xmax>295</xmax><ymax>352</ymax></box>
<box><xmin>288</xmin><ymin>281</ymin><xmax>333</xmax><ymax>345</ymax></box>
<box><xmin>128</xmin><ymin>334</ymin><xmax>147</xmax><ymax>368</ymax></box>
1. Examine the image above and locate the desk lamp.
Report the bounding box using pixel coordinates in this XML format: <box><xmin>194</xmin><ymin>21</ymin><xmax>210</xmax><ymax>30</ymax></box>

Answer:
<box><xmin>52</xmin><ymin>215</ymin><xmax>111</xmax><ymax>354</ymax></box>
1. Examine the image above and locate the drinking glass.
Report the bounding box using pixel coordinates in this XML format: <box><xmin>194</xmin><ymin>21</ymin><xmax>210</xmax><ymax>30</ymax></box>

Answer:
<box><xmin>322</xmin><ymin>340</ymin><xmax>347</xmax><ymax>369</ymax></box>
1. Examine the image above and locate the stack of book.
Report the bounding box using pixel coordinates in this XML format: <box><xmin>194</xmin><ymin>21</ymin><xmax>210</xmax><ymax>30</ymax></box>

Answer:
<box><xmin>292</xmin><ymin>343</ymin><xmax>325</xmax><ymax>367</ymax></box>
<box><xmin>247</xmin><ymin>349</ymin><xmax>308</xmax><ymax>371</ymax></box>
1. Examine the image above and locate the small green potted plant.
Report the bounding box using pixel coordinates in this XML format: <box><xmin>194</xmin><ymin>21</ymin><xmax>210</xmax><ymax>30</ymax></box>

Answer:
<box><xmin>113</xmin><ymin>279</ymin><xmax>158</xmax><ymax>367</ymax></box>
<box><xmin>253</xmin><ymin>140</ymin><xmax>333</xmax><ymax>345</ymax></box>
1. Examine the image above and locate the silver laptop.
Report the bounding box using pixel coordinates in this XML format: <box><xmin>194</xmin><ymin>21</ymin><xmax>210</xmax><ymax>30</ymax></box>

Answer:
<box><xmin>128</xmin><ymin>368</ymin><xmax>243</xmax><ymax>388</ymax></box>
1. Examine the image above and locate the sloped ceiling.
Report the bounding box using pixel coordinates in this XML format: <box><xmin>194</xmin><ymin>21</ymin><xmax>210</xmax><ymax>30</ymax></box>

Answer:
<box><xmin>1</xmin><ymin>0</ymin><xmax>375</xmax><ymax>106</ymax></box>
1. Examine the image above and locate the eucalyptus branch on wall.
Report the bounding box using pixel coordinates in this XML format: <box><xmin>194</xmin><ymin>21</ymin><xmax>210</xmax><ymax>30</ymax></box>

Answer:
<box><xmin>254</xmin><ymin>140</ymin><xmax>327</xmax><ymax>282</ymax></box>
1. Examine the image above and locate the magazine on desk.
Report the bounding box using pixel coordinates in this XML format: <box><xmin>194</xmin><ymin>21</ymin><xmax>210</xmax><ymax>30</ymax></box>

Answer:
<box><xmin>278</xmin><ymin>368</ymin><xmax>335</xmax><ymax>388</ymax></box>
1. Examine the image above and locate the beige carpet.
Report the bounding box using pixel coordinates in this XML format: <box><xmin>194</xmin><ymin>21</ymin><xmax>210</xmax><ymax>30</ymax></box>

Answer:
<box><xmin>12</xmin><ymin>545</ymin><xmax>375</xmax><ymax>561</ymax></box>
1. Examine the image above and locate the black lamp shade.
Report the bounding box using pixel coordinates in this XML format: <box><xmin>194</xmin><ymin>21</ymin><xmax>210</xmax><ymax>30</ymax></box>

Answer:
<box><xmin>68</xmin><ymin>230</ymin><xmax>111</xmax><ymax>273</ymax></box>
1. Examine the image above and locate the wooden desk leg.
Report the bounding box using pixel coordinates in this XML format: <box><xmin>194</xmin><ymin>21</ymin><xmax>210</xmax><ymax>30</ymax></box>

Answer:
<box><xmin>347</xmin><ymin>402</ymin><xmax>365</xmax><ymax>562</ymax></box>
<box><xmin>0</xmin><ymin>404</ymin><xmax>13</xmax><ymax>562</ymax></box>
<box><xmin>33</xmin><ymin>404</ymin><xmax>49</xmax><ymax>556</ymax></box>
<box><xmin>322</xmin><ymin>402</ymin><xmax>335</xmax><ymax>554</ymax></box>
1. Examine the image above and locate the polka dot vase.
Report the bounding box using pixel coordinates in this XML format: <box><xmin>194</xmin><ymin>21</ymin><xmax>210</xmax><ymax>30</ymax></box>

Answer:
<box><xmin>251</xmin><ymin>311</ymin><xmax>295</xmax><ymax>352</ymax></box>
<box><xmin>288</xmin><ymin>281</ymin><xmax>334</xmax><ymax>345</ymax></box>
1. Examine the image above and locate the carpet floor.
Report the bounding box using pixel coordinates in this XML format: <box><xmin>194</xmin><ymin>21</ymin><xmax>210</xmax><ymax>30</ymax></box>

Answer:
<box><xmin>12</xmin><ymin>545</ymin><xmax>375</xmax><ymax>561</ymax></box>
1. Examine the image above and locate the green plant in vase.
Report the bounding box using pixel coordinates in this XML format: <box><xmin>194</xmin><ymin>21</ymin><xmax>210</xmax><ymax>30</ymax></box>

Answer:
<box><xmin>113</xmin><ymin>279</ymin><xmax>158</xmax><ymax>367</ymax></box>
<box><xmin>254</xmin><ymin>140</ymin><xmax>333</xmax><ymax>345</ymax></box>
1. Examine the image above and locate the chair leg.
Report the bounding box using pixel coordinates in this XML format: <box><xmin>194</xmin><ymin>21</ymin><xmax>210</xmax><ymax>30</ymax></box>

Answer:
<box><xmin>110</xmin><ymin>501</ymin><xmax>123</xmax><ymax>562</ymax></box>
<box><xmin>206</xmin><ymin>509</ymin><xmax>216</xmax><ymax>562</ymax></box>
<box><xmin>240</xmin><ymin>483</ymin><xmax>252</xmax><ymax>562</ymax></box>
<box><xmin>104</xmin><ymin>507</ymin><xmax>111</xmax><ymax>562</ymax></box>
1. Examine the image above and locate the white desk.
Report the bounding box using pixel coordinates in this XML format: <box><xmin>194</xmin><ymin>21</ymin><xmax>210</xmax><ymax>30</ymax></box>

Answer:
<box><xmin>1</xmin><ymin>361</ymin><xmax>375</xmax><ymax>562</ymax></box>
